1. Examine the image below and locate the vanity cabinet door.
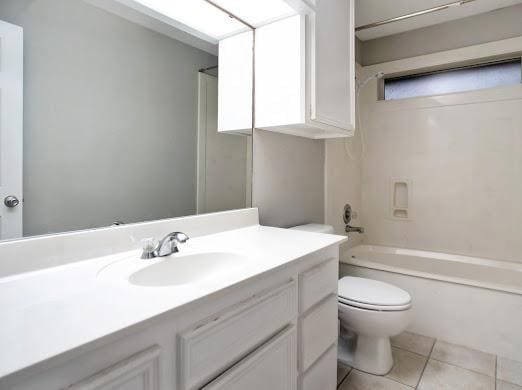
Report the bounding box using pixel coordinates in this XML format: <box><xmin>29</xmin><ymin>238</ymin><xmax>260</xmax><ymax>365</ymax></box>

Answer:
<box><xmin>299</xmin><ymin>294</ymin><xmax>338</xmax><ymax>372</ymax></box>
<box><xmin>178</xmin><ymin>280</ymin><xmax>297</xmax><ymax>390</ymax></box>
<box><xmin>300</xmin><ymin>344</ymin><xmax>337</xmax><ymax>390</ymax></box>
<box><xmin>66</xmin><ymin>346</ymin><xmax>161</xmax><ymax>390</ymax></box>
<box><xmin>202</xmin><ymin>326</ymin><xmax>297</xmax><ymax>390</ymax></box>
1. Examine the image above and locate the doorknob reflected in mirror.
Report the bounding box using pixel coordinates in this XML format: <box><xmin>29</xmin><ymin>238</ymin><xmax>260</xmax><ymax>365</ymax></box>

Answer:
<box><xmin>4</xmin><ymin>195</ymin><xmax>20</xmax><ymax>208</ymax></box>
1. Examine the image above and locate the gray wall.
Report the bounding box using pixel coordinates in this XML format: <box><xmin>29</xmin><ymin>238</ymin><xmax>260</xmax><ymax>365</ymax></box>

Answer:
<box><xmin>0</xmin><ymin>0</ymin><xmax>217</xmax><ymax>236</ymax></box>
<box><xmin>252</xmin><ymin>129</ymin><xmax>324</xmax><ymax>228</ymax></box>
<box><xmin>358</xmin><ymin>4</ymin><xmax>522</xmax><ymax>65</ymax></box>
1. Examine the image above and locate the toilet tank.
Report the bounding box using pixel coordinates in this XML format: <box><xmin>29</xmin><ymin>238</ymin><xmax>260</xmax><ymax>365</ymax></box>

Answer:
<box><xmin>289</xmin><ymin>223</ymin><xmax>335</xmax><ymax>234</ymax></box>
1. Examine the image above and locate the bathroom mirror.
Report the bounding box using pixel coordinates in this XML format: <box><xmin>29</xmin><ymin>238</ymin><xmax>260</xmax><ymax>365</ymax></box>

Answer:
<box><xmin>0</xmin><ymin>0</ymin><xmax>253</xmax><ymax>241</ymax></box>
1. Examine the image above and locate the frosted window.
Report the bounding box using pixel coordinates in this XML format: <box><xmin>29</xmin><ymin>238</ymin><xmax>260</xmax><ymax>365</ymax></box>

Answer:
<box><xmin>384</xmin><ymin>60</ymin><xmax>521</xmax><ymax>101</ymax></box>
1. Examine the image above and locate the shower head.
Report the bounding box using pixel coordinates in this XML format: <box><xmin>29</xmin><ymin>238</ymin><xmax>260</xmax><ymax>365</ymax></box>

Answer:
<box><xmin>356</xmin><ymin>71</ymin><xmax>385</xmax><ymax>89</ymax></box>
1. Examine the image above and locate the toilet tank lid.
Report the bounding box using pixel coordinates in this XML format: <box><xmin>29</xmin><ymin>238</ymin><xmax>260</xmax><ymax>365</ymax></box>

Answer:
<box><xmin>289</xmin><ymin>223</ymin><xmax>335</xmax><ymax>234</ymax></box>
<box><xmin>338</xmin><ymin>277</ymin><xmax>411</xmax><ymax>307</ymax></box>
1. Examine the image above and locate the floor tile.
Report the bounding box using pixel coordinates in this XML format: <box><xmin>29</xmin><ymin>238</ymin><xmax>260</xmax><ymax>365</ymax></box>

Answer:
<box><xmin>391</xmin><ymin>331</ymin><xmax>435</xmax><ymax>356</ymax></box>
<box><xmin>418</xmin><ymin>360</ymin><xmax>495</xmax><ymax>390</ymax></box>
<box><xmin>386</xmin><ymin>347</ymin><xmax>427</xmax><ymax>387</ymax></box>
<box><xmin>498</xmin><ymin>357</ymin><xmax>522</xmax><ymax>387</ymax></box>
<box><xmin>339</xmin><ymin>370</ymin><xmax>412</xmax><ymax>390</ymax></box>
<box><xmin>431</xmin><ymin>340</ymin><xmax>496</xmax><ymax>377</ymax></box>
<box><xmin>337</xmin><ymin>363</ymin><xmax>352</xmax><ymax>387</ymax></box>
<box><xmin>497</xmin><ymin>380</ymin><xmax>522</xmax><ymax>390</ymax></box>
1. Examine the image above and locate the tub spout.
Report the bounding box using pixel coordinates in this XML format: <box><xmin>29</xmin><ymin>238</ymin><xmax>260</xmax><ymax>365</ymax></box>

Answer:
<box><xmin>346</xmin><ymin>225</ymin><xmax>364</xmax><ymax>234</ymax></box>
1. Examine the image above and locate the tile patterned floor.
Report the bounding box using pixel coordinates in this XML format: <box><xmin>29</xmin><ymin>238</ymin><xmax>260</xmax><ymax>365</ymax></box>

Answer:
<box><xmin>337</xmin><ymin>332</ymin><xmax>522</xmax><ymax>390</ymax></box>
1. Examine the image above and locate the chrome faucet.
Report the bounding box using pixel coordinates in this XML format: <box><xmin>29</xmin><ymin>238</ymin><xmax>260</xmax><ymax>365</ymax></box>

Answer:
<box><xmin>141</xmin><ymin>232</ymin><xmax>189</xmax><ymax>259</ymax></box>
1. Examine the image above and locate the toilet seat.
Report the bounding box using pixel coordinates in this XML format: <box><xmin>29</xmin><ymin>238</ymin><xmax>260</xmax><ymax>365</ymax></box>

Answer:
<box><xmin>338</xmin><ymin>276</ymin><xmax>412</xmax><ymax>312</ymax></box>
<box><xmin>338</xmin><ymin>296</ymin><xmax>411</xmax><ymax>311</ymax></box>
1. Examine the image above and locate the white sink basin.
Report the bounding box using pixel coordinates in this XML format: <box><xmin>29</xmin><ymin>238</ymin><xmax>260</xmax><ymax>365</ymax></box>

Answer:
<box><xmin>128</xmin><ymin>252</ymin><xmax>247</xmax><ymax>287</ymax></box>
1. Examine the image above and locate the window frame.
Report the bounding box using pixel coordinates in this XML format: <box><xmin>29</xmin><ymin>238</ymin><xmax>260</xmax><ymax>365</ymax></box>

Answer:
<box><xmin>378</xmin><ymin>57</ymin><xmax>522</xmax><ymax>101</ymax></box>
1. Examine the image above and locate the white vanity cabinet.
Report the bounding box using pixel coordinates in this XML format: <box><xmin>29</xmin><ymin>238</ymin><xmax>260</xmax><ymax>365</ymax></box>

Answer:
<box><xmin>4</xmin><ymin>246</ymin><xmax>340</xmax><ymax>390</ymax></box>
<box><xmin>255</xmin><ymin>0</ymin><xmax>355</xmax><ymax>139</ymax></box>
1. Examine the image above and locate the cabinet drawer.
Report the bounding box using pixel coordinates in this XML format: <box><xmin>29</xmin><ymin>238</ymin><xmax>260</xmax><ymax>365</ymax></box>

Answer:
<box><xmin>300</xmin><ymin>344</ymin><xmax>337</xmax><ymax>390</ymax></box>
<box><xmin>67</xmin><ymin>345</ymin><xmax>161</xmax><ymax>390</ymax></box>
<box><xmin>299</xmin><ymin>258</ymin><xmax>338</xmax><ymax>313</ymax></box>
<box><xmin>202</xmin><ymin>326</ymin><xmax>297</xmax><ymax>390</ymax></box>
<box><xmin>299</xmin><ymin>294</ymin><xmax>338</xmax><ymax>372</ymax></box>
<box><xmin>178</xmin><ymin>280</ymin><xmax>297</xmax><ymax>390</ymax></box>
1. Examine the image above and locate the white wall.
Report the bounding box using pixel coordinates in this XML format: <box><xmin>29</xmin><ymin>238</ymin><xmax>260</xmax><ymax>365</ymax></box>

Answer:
<box><xmin>354</xmin><ymin>39</ymin><xmax>522</xmax><ymax>263</ymax></box>
<box><xmin>253</xmin><ymin>129</ymin><xmax>324</xmax><ymax>227</ymax></box>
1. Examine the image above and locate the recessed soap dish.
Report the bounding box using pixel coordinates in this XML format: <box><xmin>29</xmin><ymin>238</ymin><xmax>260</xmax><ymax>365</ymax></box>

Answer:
<box><xmin>390</xmin><ymin>178</ymin><xmax>411</xmax><ymax>220</ymax></box>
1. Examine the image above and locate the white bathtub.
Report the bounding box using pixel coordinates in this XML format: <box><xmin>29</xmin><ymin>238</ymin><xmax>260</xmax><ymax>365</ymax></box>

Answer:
<box><xmin>340</xmin><ymin>245</ymin><xmax>522</xmax><ymax>362</ymax></box>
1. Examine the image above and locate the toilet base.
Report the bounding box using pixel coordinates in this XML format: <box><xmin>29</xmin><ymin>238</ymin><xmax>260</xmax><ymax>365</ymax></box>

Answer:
<box><xmin>338</xmin><ymin>329</ymin><xmax>393</xmax><ymax>376</ymax></box>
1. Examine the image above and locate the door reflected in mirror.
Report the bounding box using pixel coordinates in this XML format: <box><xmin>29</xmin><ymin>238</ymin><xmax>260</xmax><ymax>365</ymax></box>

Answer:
<box><xmin>0</xmin><ymin>0</ymin><xmax>253</xmax><ymax>241</ymax></box>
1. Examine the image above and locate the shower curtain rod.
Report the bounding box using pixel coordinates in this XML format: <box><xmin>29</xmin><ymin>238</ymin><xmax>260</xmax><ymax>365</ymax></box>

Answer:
<box><xmin>198</xmin><ymin>65</ymin><xmax>218</xmax><ymax>74</ymax></box>
<box><xmin>355</xmin><ymin>0</ymin><xmax>476</xmax><ymax>32</ymax></box>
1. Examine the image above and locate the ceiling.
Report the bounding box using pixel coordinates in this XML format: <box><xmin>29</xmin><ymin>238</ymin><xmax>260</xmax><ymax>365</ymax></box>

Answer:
<box><xmin>355</xmin><ymin>0</ymin><xmax>522</xmax><ymax>41</ymax></box>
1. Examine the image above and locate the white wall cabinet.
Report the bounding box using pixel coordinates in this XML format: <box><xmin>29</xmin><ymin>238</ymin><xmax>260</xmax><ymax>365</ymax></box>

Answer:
<box><xmin>255</xmin><ymin>0</ymin><xmax>355</xmax><ymax>139</ymax></box>
<box><xmin>6</xmin><ymin>247</ymin><xmax>339</xmax><ymax>390</ymax></box>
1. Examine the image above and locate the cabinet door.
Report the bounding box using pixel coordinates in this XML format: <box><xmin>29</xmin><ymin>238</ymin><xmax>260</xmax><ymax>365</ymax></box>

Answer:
<box><xmin>310</xmin><ymin>0</ymin><xmax>355</xmax><ymax>131</ymax></box>
<box><xmin>300</xmin><ymin>344</ymin><xmax>337</xmax><ymax>390</ymax></box>
<box><xmin>255</xmin><ymin>15</ymin><xmax>306</xmax><ymax>129</ymax></box>
<box><xmin>178</xmin><ymin>280</ymin><xmax>297</xmax><ymax>390</ymax></box>
<box><xmin>202</xmin><ymin>326</ymin><xmax>297</xmax><ymax>390</ymax></box>
<box><xmin>218</xmin><ymin>30</ymin><xmax>253</xmax><ymax>134</ymax></box>
<box><xmin>299</xmin><ymin>295</ymin><xmax>338</xmax><ymax>372</ymax></box>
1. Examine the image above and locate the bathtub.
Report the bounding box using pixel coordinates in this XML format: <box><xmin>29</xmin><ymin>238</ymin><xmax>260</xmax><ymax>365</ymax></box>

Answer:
<box><xmin>340</xmin><ymin>245</ymin><xmax>522</xmax><ymax>362</ymax></box>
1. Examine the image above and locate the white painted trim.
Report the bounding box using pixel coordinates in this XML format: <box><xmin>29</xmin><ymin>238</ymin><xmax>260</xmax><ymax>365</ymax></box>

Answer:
<box><xmin>374</xmin><ymin>84</ymin><xmax>522</xmax><ymax>112</ymax></box>
<box><xmin>0</xmin><ymin>20</ymin><xmax>23</xmax><ymax>240</ymax></box>
<box><xmin>196</xmin><ymin>73</ymin><xmax>215</xmax><ymax>214</ymax></box>
<box><xmin>364</xmin><ymin>35</ymin><xmax>522</xmax><ymax>76</ymax></box>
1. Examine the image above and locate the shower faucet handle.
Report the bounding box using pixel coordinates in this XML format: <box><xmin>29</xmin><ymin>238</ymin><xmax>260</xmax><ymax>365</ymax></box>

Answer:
<box><xmin>343</xmin><ymin>204</ymin><xmax>353</xmax><ymax>224</ymax></box>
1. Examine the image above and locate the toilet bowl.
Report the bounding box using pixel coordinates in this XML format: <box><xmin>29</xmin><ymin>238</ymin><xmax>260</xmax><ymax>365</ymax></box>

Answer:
<box><xmin>338</xmin><ymin>276</ymin><xmax>412</xmax><ymax>375</ymax></box>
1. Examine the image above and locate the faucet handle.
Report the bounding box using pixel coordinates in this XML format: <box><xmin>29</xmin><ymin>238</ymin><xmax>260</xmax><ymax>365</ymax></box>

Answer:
<box><xmin>141</xmin><ymin>237</ymin><xmax>159</xmax><ymax>259</ymax></box>
<box><xmin>172</xmin><ymin>232</ymin><xmax>189</xmax><ymax>243</ymax></box>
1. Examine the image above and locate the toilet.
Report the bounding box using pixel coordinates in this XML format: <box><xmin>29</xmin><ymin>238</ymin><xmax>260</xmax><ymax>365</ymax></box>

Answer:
<box><xmin>338</xmin><ymin>276</ymin><xmax>412</xmax><ymax>375</ymax></box>
<box><xmin>290</xmin><ymin>223</ymin><xmax>412</xmax><ymax>376</ymax></box>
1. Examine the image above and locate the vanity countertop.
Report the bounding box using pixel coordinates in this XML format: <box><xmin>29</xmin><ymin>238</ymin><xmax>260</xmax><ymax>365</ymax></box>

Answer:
<box><xmin>0</xmin><ymin>225</ymin><xmax>345</xmax><ymax>380</ymax></box>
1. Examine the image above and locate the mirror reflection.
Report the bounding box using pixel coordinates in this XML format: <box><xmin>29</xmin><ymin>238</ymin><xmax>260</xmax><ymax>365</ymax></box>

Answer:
<box><xmin>0</xmin><ymin>0</ymin><xmax>253</xmax><ymax>241</ymax></box>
